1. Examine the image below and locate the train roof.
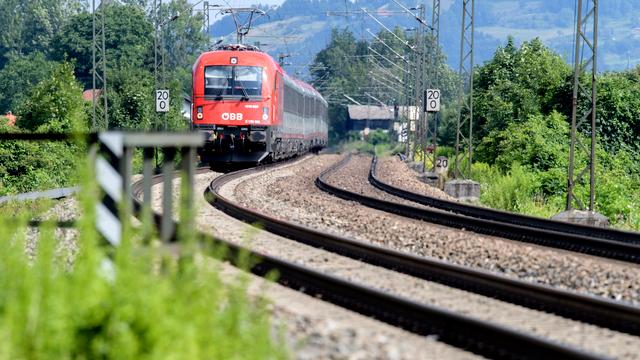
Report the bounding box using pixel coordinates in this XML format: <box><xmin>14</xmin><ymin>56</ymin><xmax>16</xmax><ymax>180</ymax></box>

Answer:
<box><xmin>195</xmin><ymin>44</ymin><xmax>325</xmax><ymax>103</ymax></box>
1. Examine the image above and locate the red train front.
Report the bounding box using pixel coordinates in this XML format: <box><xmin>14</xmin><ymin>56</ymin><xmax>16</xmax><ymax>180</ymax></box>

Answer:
<box><xmin>191</xmin><ymin>44</ymin><xmax>328</xmax><ymax>164</ymax></box>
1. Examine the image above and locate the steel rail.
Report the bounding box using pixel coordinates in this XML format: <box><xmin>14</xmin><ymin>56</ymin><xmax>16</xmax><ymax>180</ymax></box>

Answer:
<box><xmin>0</xmin><ymin>187</ymin><xmax>79</xmax><ymax>228</ymax></box>
<box><xmin>317</xmin><ymin>155</ymin><xmax>640</xmax><ymax>264</ymax></box>
<box><xmin>201</xmin><ymin>157</ymin><xmax>640</xmax><ymax>355</ymax></box>
<box><xmin>370</xmin><ymin>156</ymin><xmax>640</xmax><ymax>244</ymax></box>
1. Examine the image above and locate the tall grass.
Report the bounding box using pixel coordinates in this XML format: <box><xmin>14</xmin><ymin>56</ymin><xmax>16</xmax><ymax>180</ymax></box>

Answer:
<box><xmin>0</xmin><ymin>156</ymin><xmax>287</xmax><ymax>359</ymax></box>
<box><xmin>473</xmin><ymin>162</ymin><xmax>561</xmax><ymax>218</ymax></box>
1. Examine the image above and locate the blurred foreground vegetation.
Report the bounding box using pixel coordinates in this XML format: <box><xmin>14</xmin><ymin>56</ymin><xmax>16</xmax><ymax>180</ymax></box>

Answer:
<box><xmin>0</xmin><ymin>160</ymin><xmax>287</xmax><ymax>359</ymax></box>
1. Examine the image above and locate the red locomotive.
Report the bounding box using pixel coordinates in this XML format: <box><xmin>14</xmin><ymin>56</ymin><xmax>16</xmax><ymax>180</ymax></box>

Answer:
<box><xmin>191</xmin><ymin>44</ymin><xmax>328</xmax><ymax>164</ymax></box>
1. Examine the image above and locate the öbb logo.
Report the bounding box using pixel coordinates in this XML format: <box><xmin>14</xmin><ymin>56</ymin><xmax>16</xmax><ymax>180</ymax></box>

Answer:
<box><xmin>221</xmin><ymin>113</ymin><xmax>243</xmax><ymax>121</ymax></box>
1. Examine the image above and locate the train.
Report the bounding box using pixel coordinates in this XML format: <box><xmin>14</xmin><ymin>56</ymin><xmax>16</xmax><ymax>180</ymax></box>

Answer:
<box><xmin>191</xmin><ymin>44</ymin><xmax>329</xmax><ymax>164</ymax></box>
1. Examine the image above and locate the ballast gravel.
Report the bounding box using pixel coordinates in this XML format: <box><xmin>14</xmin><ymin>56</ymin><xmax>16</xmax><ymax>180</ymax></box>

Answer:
<box><xmin>234</xmin><ymin>153</ymin><xmax>640</xmax><ymax>306</ymax></box>
<box><xmin>153</xmin><ymin>167</ymin><xmax>640</xmax><ymax>359</ymax></box>
<box><xmin>22</xmin><ymin>197</ymin><xmax>80</xmax><ymax>265</ymax></box>
<box><xmin>147</xmin><ymin>169</ymin><xmax>478</xmax><ymax>360</ymax></box>
<box><xmin>376</xmin><ymin>156</ymin><xmax>455</xmax><ymax>201</ymax></box>
<box><xmin>153</xmin><ymin>158</ymin><xmax>640</xmax><ymax>359</ymax></box>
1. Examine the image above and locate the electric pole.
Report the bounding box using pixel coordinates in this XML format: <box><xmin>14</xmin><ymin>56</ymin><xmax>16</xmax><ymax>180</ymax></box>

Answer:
<box><xmin>453</xmin><ymin>0</ymin><xmax>474</xmax><ymax>179</ymax></box>
<box><xmin>410</xmin><ymin>7</ymin><xmax>425</xmax><ymax>161</ymax></box>
<box><xmin>429</xmin><ymin>0</ymin><xmax>441</xmax><ymax>171</ymax></box>
<box><xmin>154</xmin><ymin>0</ymin><xmax>166</xmax><ymax>131</ymax></box>
<box><xmin>566</xmin><ymin>0</ymin><xmax>599</xmax><ymax>212</ymax></box>
<box><xmin>92</xmin><ymin>0</ymin><xmax>108</xmax><ymax>131</ymax></box>
<box><xmin>203</xmin><ymin>1</ymin><xmax>210</xmax><ymax>44</ymax></box>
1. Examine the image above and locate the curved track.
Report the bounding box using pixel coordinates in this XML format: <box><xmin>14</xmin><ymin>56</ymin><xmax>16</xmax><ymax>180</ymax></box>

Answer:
<box><xmin>370</xmin><ymin>156</ymin><xmax>640</xmax><ymax>243</ymax></box>
<box><xmin>316</xmin><ymin>155</ymin><xmax>640</xmax><ymax>264</ymax></box>
<box><xmin>201</xmin><ymin>156</ymin><xmax>640</xmax><ymax>359</ymax></box>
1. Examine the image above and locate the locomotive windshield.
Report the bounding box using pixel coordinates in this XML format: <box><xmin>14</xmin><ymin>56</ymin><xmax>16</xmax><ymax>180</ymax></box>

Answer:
<box><xmin>204</xmin><ymin>66</ymin><xmax>263</xmax><ymax>98</ymax></box>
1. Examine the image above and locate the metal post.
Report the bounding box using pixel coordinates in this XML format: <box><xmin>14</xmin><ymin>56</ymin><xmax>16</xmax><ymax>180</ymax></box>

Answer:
<box><xmin>411</xmin><ymin>20</ymin><xmax>423</xmax><ymax>162</ymax></box>
<box><xmin>92</xmin><ymin>0</ymin><xmax>108</xmax><ymax>130</ymax></box>
<box><xmin>161</xmin><ymin>148</ymin><xmax>175</xmax><ymax>242</ymax></box>
<box><xmin>566</xmin><ymin>0</ymin><xmax>598</xmax><ymax>211</ymax></box>
<box><xmin>430</xmin><ymin>0</ymin><xmax>440</xmax><ymax>170</ymax></box>
<box><xmin>403</xmin><ymin>59</ymin><xmax>411</xmax><ymax>157</ymax></box>
<box><xmin>122</xmin><ymin>146</ymin><xmax>134</xmax><ymax>220</ymax></box>
<box><xmin>203</xmin><ymin>1</ymin><xmax>210</xmax><ymax>45</ymax></box>
<box><xmin>454</xmin><ymin>0</ymin><xmax>474</xmax><ymax>179</ymax></box>
<box><xmin>142</xmin><ymin>147</ymin><xmax>155</xmax><ymax>226</ymax></box>
<box><xmin>181</xmin><ymin>147</ymin><xmax>196</xmax><ymax>218</ymax></box>
<box><xmin>418</xmin><ymin>4</ymin><xmax>428</xmax><ymax>173</ymax></box>
<box><xmin>154</xmin><ymin>0</ymin><xmax>166</xmax><ymax>131</ymax></box>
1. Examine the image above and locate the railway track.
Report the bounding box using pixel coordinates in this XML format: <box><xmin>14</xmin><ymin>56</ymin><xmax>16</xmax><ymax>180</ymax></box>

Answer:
<box><xmin>201</xmin><ymin>157</ymin><xmax>637</xmax><ymax>359</ymax></box>
<box><xmin>370</xmin><ymin>156</ymin><xmax>640</xmax><ymax>244</ymax></box>
<box><xmin>316</xmin><ymin>154</ymin><xmax>640</xmax><ymax>264</ymax></box>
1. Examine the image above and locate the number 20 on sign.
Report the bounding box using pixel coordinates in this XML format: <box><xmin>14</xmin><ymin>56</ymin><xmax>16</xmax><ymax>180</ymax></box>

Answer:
<box><xmin>156</xmin><ymin>90</ymin><xmax>170</xmax><ymax>113</ymax></box>
<box><xmin>424</xmin><ymin>89</ymin><xmax>441</xmax><ymax>112</ymax></box>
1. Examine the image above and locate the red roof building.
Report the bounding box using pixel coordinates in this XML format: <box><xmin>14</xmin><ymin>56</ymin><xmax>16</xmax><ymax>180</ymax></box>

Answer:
<box><xmin>82</xmin><ymin>89</ymin><xmax>103</xmax><ymax>102</ymax></box>
<box><xmin>3</xmin><ymin>112</ymin><xmax>16</xmax><ymax>126</ymax></box>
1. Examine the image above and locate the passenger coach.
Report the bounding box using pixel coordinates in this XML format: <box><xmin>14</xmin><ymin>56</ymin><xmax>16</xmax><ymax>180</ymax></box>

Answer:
<box><xmin>191</xmin><ymin>44</ymin><xmax>328</xmax><ymax>164</ymax></box>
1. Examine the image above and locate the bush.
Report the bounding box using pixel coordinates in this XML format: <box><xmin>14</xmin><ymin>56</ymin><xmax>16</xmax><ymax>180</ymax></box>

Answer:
<box><xmin>17</xmin><ymin>62</ymin><xmax>86</xmax><ymax>132</ymax></box>
<box><xmin>0</xmin><ymin>62</ymin><xmax>87</xmax><ymax>195</ymax></box>
<box><xmin>366</xmin><ymin>129</ymin><xmax>391</xmax><ymax>146</ymax></box>
<box><xmin>475</xmin><ymin>162</ymin><xmax>560</xmax><ymax>218</ymax></box>
<box><xmin>0</xmin><ymin>163</ymin><xmax>287</xmax><ymax>359</ymax></box>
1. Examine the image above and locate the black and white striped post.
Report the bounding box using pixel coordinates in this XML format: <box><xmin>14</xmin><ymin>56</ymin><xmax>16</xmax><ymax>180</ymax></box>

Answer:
<box><xmin>96</xmin><ymin>133</ymin><xmax>131</xmax><ymax>246</ymax></box>
<box><xmin>95</xmin><ymin>132</ymin><xmax>204</xmax><ymax>245</ymax></box>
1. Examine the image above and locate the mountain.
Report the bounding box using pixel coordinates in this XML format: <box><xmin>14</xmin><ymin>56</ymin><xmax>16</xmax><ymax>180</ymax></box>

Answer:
<box><xmin>209</xmin><ymin>0</ymin><xmax>640</xmax><ymax>79</ymax></box>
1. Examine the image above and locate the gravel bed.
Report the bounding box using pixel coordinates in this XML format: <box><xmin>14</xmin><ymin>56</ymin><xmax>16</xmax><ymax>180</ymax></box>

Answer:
<box><xmin>148</xmin><ymin>169</ymin><xmax>478</xmax><ymax>360</ymax></box>
<box><xmin>377</xmin><ymin>155</ymin><xmax>456</xmax><ymax>201</ymax></box>
<box><xmin>185</xmin><ymin>158</ymin><xmax>640</xmax><ymax>359</ymax></box>
<box><xmin>22</xmin><ymin>198</ymin><xmax>80</xmax><ymax>265</ymax></box>
<box><xmin>290</xmin><ymin>154</ymin><xmax>640</xmax><ymax>306</ymax></box>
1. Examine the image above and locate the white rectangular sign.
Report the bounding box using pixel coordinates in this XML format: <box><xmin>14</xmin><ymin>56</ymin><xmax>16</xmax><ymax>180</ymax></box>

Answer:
<box><xmin>156</xmin><ymin>89</ymin><xmax>170</xmax><ymax>113</ymax></box>
<box><xmin>425</xmin><ymin>89</ymin><xmax>441</xmax><ymax>112</ymax></box>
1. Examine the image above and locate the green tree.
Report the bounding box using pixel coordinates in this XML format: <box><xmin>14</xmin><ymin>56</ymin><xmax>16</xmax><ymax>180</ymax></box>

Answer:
<box><xmin>52</xmin><ymin>4</ymin><xmax>154</xmax><ymax>87</ymax></box>
<box><xmin>473</xmin><ymin>37</ymin><xmax>571</xmax><ymax>140</ymax></box>
<box><xmin>593</xmin><ymin>71</ymin><xmax>640</xmax><ymax>150</ymax></box>
<box><xmin>17</xmin><ymin>62</ymin><xmax>86</xmax><ymax>132</ymax></box>
<box><xmin>0</xmin><ymin>53</ymin><xmax>57</xmax><ymax>114</ymax></box>
<box><xmin>0</xmin><ymin>0</ymin><xmax>84</xmax><ymax>68</ymax></box>
<box><xmin>0</xmin><ymin>62</ymin><xmax>86</xmax><ymax>194</ymax></box>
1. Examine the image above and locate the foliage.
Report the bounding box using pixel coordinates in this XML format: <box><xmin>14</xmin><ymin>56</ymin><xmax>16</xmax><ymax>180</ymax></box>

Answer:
<box><xmin>162</xmin><ymin>0</ymin><xmax>207</xmax><ymax>72</ymax></box>
<box><xmin>0</xmin><ymin>163</ymin><xmax>287</xmax><ymax>358</ymax></box>
<box><xmin>476</xmin><ymin>111</ymin><xmax>569</xmax><ymax>174</ymax></box>
<box><xmin>52</xmin><ymin>4</ymin><xmax>154</xmax><ymax>86</ymax></box>
<box><xmin>107</xmin><ymin>66</ymin><xmax>155</xmax><ymax>131</ymax></box>
<box><xmin>0</xmin><ymin>62</ymin><xmax>85</xmax><ymax>195</ymax></box>
<box><xmin>473</xmin><ymin>37</ymin><xmax>571</xmax><ymax>140</ymax></box>
<box><xmin>467</xmin><ymin>38</ymin><xmax>640</xmax><ymax>229</ymax></box>
<box><xmin>0</xmin><ymin>53</ymin><xmax>56</xmax><ymax>114</ymax></box>
<box><xmin>474</xmin><ymin>162</ymin><xmax>559</xmax><ymax>217</ymax></box>
<box><xmin>367</xmin><ymin>129</ymin><xmax>391</xmax><ymax>146</ymax></box>
<box><xmin>593</xmin><ymin>70</ymin><xmax>640</xmax><ymax>151</ymax></box>
<box><xmin>17</xmin><ymin>62</ymin><xmax>86</xmax><ymax>132</ymax></box>
<box><xmin>0</xmin><ymin>0</ymin><xmax>84</xmax><ymax>68</ymax></box>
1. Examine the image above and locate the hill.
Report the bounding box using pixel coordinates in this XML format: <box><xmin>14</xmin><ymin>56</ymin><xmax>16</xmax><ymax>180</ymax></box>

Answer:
<box><xmin>209</xmin><ymin>0</ymin><xmax>640</xmax><ymax>79</ymax></box>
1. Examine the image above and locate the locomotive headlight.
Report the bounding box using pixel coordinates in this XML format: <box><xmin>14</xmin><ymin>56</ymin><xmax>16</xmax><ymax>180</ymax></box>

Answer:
<box><xmin>196</xmin><ymin>106</ymin><xmax>203</xmax><ymax>120</ymax></box>
<box><xmin>262</xmin><ymin>106</ymin><xmax>269</xmax><ymax>121</ymax></box>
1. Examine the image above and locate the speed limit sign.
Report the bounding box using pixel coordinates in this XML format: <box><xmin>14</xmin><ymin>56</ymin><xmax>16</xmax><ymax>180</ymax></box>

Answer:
<box><xmin>425</xmin><ymin>89</ymin><xmax>441</xmax><ymax>112</ymax></box>
<box><xmin>156</xmin><ymin>89</ymin><xmax>170</xmax><ymax>113</ymax></box>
